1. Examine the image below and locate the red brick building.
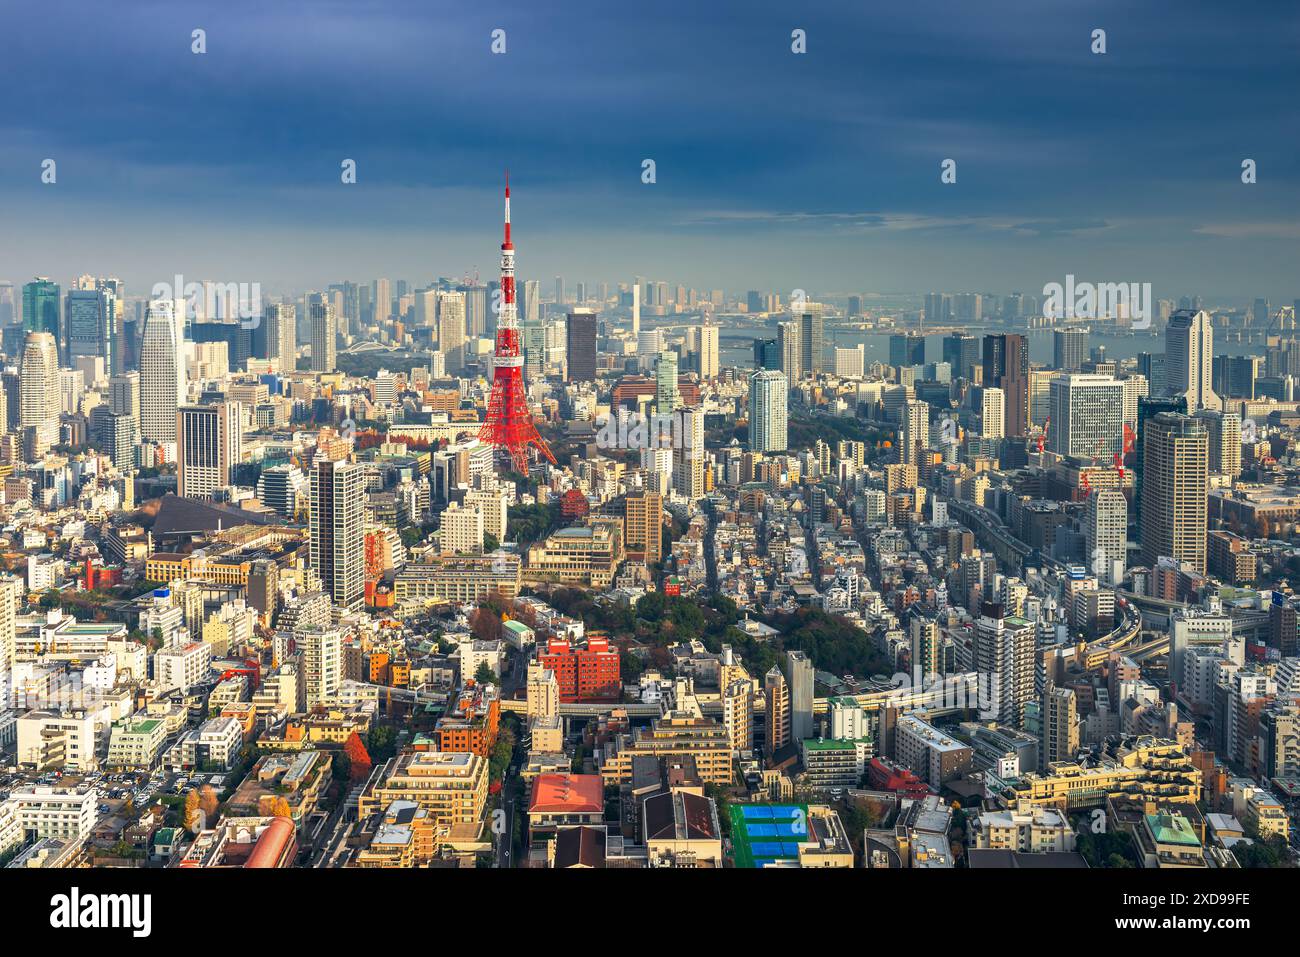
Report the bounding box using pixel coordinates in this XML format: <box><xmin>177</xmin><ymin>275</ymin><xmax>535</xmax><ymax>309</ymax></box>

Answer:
<box><xmin>539</xmin><ymin>637</ymin><xmax>621</xmax><ymax>702</ymax></box>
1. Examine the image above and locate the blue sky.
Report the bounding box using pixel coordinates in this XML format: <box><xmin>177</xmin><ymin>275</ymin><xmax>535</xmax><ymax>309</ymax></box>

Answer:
<box><xmin>1</xmin><ymin>0</ymin><xmax>1298</xmax><ymax>301</ymax></box>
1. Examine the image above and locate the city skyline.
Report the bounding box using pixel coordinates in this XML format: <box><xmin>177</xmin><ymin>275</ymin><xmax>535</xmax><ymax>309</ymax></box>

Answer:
<box><xmin>0</xmin><ymin>0</ymin><xmax>1297</xmax><ymax>298</ymax></box>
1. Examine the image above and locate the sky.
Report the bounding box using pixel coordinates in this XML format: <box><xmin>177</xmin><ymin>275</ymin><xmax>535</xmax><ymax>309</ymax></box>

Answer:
<box><xmin>1</xmin><ymin>0</ymin><xmax>1298</xmax><ymax>303</ymax></box>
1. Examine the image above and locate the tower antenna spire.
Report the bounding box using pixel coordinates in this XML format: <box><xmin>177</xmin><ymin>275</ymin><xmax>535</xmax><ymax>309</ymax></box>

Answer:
<box><xmin>479</xmin><ymin>173</ymin><xmax>556</xmax><ymax>473</ymax></box>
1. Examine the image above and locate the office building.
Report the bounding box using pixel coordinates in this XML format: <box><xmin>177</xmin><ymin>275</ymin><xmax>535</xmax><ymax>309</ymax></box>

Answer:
<box><xmin>64</xmin><ymin>286</ymin><xmax>118</xmax><ymax>374</ymax></box>
<box><xmin>22</xmin><ymin>278</ymin><xmax>60</xmax><ymax>341</ymax></box>
<box><xmin>1085</xmin><ymin>489</ymin><xmax>1127</xmax><ymax>586</ymax></box>
<box><xmin>1165</xmin><ymin>309</ymin><xmax>1221</xmax><ymax>411</ymax></box>
<box><xmin>1053</xmin><ymin>328</ymin><xmax>1088</xmax><ymax>372</ymax></box>
<box><xmin>981</xmin><ymin>334</ymin><xmax>1029</xmax><ymax>436</ymax></box>
<box><xmin>890</xmin><ymin>333</ymin><xmax>925</xmax><ymax>369</ymax></box>
<box><xmin>177</xmin><ymin>402</ymin><xmax>242</xmax><ymax>499</ymax></box>
<box><xmin>565</xmin><ymin>309</ymin><xmax>597</xmax><ymax>382</ymax></box>
<box><xmin>1048</xmin><ymin>374</ymin><xmax>1124</xmax><ymax>459</ymax></box>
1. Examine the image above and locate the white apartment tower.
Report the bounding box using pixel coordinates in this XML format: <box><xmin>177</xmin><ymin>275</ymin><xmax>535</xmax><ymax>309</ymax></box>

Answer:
<box><xmin>139</xmin><ymin>299</ymin><xmax>185</xmax><ymax>444</ymax></box>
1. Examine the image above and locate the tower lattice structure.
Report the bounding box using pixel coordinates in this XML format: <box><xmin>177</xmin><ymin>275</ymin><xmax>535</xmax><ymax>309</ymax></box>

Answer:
<box><xmin>479</xmin><ymin>174</ymin><xmax>556</xmax><ymax>474</ymax></box>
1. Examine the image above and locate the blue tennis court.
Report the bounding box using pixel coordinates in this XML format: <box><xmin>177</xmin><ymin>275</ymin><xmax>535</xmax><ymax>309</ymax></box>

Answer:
<box><xmin>744</xmin><ymin>822</ymin><xmax>804</xmax><ymax>838</ymax></box>
<box><xmin>740</xmin><ymin>805</ymin><xmax>775</xmax><ymax>821</ymax></box>
<box><xmin>749</xmin><ymin>841</ymin><xmax>801</xmax><ymax>859</ymax></box>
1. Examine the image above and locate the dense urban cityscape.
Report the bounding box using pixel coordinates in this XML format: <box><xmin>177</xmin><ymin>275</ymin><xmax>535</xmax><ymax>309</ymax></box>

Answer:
<box><xmin>1</xmin><ymin>178</ymin><xmax>1298</xmax><ymax>885</ymax></box>
<box><xmin>3</xmin><ymin>0</ymin><xmax>1298</xmax><ymax>940</ymax></box>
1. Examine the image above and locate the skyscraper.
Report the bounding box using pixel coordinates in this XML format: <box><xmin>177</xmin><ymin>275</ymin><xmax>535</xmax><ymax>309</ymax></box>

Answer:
<box><xmin>1194</xmin><ymin>409</ymin><xmax>1242</xmax><ymax>479</ymax></box>
<box><xmin>309</xmin><ymin>293</ymin><xmax>337</xmax><ymax>373</ymax></box>
<box><xmin>1042</xmin><ymin>686</ymin><xmax>1079</xmax><ymax>766</ymax></box>
<box><xmin>980</xmin><ymin>387</ymin><xmax>1005</xmax><ymax>440</ymax></box>
<box><xmin>65</xmin><ymin>286</ymin><xmax>118</xmax><ymax>374</ymax></box>
<box><xmin>1052</xmin><ymin>327</ymin><xmax>1089</xmax><ymax>372</ymax></box>
<box><xmin>1085</xmin><ymin>488</ymin><xmax>1127</xmax><ymax>585</ymax></box>
<box><xmin>777</xmin><ymin>321</ymin><xmax>802</xmax><ymax>381</ymax></box>
<box><xmin>565</xmin><ymin>309</ymin><xmax>597</xmax><ymax>382</ymax></box>
<box><xmin>799</xmin><ymin>311</ymin><xmax>824</xmax><ymax>376</ymax></box>
<box><xmin>310</xmin><ymin>459</ymin><xmax>366</xmax><ymax>609</ymax></box>
<box><xmin>1165</xmin><ymin>309</ymin><xmax>1221</xmax><ymax>411</ymax></box>
<box><xmin>900</xmin><ymin>399</ymin><xmax>930</xmax><ymax>465</ymax></box>
<box><xmin>975</xmin><ymin>602</ymin><xmax>1035</xmax><ymax>729</ymax></box>
<box><xmin>19</xmin><ymin>331</ymin><xmax>60</xmax><ymax>456</ymax></box>
<box><xmin>1139</xmin><ymin>413</ymin><xmax>1208</xmax><ymax>574</ymax></box>
<box><xmin>436</xmin><ymin>291</ymin><xmax>467</xmax><ymax>372</ymax></box>
<box><xmin>697</xmin><ymin>322</ymin><xmax>719</xmax><ymax>380</ymax></box>
<box><xmin>673</xmin><ymin>406</ymin><xmax>706</xmax><ymax>501</ymax></box>
<box><xmin>139</xmin><ymin>299</ymin><xmax>185</xmax><ymax>444</ymax></box>
<box><xmin>889</xmin><ymin>332</ymin><xmax>925</xmax><ymax>369</ymax></box>
<box><xmin>654</xmin><ymin>350</ymin><xmax>679</xmax><ymax>413</ymax></box>
<box><xmin>1048</xmin><ymin>374</ymin><xmax>1124</xmax><ymax>459</ymax></box>
<box><xmin>748</xmin><ymin>370</ymin><xmax>788</xmax><ymax>453</ymax></box>
<box><xmin>786</xmin><ymin>650</ymin><xmax>814</xmax><ymax>743</ymax></box>
<box><xmin>942</xmin><ymin>332</ymin><xmax>979</xmax><ymax>381</ymax></box>
<box><xmin>177</xmin><ymin>402</ymin><xmax>241</xmax><ymax>499</ymax></box>
<box><xmin>981</xmin><ymin>333</ymin><xmax>1029</xmax><ymax>436</ymax></box>
<box><xmin>22</xmin><ymin>278</ymin><xmax>60</xmax><ymax>342</ymax></box>
<box><xmin>265</xmin><ymin>302</ymin><xmax>297</xmax><ymax>372</ymax></box>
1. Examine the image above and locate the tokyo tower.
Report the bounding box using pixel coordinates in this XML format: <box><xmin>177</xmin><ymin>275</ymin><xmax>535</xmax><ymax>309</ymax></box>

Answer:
<box><xmin>479</xmin><ymin>173</ymin><xmax>556</xmax><ymax>474</ymax></box>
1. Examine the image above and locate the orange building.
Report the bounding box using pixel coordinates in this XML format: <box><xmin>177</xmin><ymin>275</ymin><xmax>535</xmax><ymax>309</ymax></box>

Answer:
<box><xmin>434</xmin><ymin>680</ymin><xmax>501</xmax><ymax>756</ymax></box>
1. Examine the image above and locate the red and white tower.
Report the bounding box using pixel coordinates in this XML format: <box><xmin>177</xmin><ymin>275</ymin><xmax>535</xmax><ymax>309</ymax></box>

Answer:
<box><xmin>479</xmin><ymin>173</ymin><xmax>556</xmax><ymax>474</ymax></box>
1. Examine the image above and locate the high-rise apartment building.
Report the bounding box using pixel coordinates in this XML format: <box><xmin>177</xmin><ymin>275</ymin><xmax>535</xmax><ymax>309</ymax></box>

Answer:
<box><xmin>786</xmin><ymin>650</ymin><xmax>814</xmax><ymax>743</ymax></box>
<box><xmin>975</xmin><ymin>602</ymin><xmax>1035</xmax><ymax>729</ymax></box>
<box><xmin>673</xmin><ymin>406</ymin><xmax>706</xmax><ymax>500</ymax></box>
<box><xmin>980</xmin><ymin>387</ymin><xmax>1005</xmax><ymax>440</ymax></box>
<box><xmin>265</xmin><ymin>302</ymin><xmax>297</xmax><ymax>371</ymax></box>
<box><xmin>1042</xmin><ymin>686</ymin><xmax>1079</xmax><ymax>765</ymax></box>
<box><xmin>623</xmin><ymin>489</ymin><xmax>663</xmax><ymax>561</ymax></box>
<box><xmin>19</xmin><ymin>332</ymin><xmax>61</xmax><ymax>457</ymax></box>
<box><xmin>748</xmin><ymin>370</ymin><xmax>788</xmax><ymax>453</ymax></box>
<box><xmin>1139</xmin><ymin>413</ymin><xmax>1208</xmax><ymax>574</ymax></box>
<box><xmin>139</xmin><ymin>299</ymin><xmax>185</xmax><ymax>444</ymax></box>
<box><xmin>900</xmin><ymin>399</ymin><xmax>929</xmax><ymax>465</ymax></box>
<box><xmin>310</xmin><ymin>459</ymin><xmax>366</xmax><ymax>608</ymax></box>
<box><xmin>764</xmin><ymin>667</ymin><xmax>790</xmax><ymax>763</ymax></box>
<box><xmin>309</xmin><ymin>293</ymin><xmax>337</xmax><ymax>373</ymax></box>
<box><xmin>565</xmin><ymin>309</ymin><xmax>597</xmax><ymax>382</ymax></box>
